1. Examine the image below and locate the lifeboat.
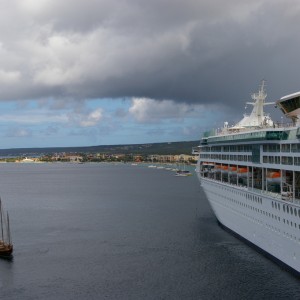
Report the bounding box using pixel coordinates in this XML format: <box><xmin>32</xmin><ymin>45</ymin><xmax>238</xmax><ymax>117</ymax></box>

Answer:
<box><xmin>214</xmin><ymin>164</ymin><xmax>222</xmax><ymax>172</ymax></box>
<box><xmin>229</xmin><ymin>166</ymin><xmax>237</xmax><ymax>173</ymax></box>
<box><xmin>221</xmin><ymin>165</ymin><xmax>229</xmax><ymax>173</ymax></box>
<box><xmin>266</xmin><ymin>171</ymin><xmax>281</xmax><ymax>183</ymax></box>
<box><xmin>237</xmin><ymin>167</ymin><xmax>249</xmax><ymax>177</ymax></box>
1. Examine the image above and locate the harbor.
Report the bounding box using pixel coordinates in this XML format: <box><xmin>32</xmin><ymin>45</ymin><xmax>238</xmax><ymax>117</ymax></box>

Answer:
<box><xmin>0</xmin><ymin>163</ymin><xmax>300</xmax><ymax>299</ymax></box>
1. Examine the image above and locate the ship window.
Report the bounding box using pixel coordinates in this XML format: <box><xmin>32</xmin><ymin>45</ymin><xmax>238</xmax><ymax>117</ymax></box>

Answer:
<box><xmin>272</xmin><ymin>202</ymin><xmax>274</xmax><ymax>208</ymax></box>
<box><xmin>295</xmin><ymin>208</ymin><xmax>297</xmax><ymax>216</ymax></box>
<box><xmin>279</xmin><ymin>96</ymin><xmax>300</xmax><ymax>114</ymax></box>
<box><xmin>252</xmin><ymin>145</ymin><xmax>260</xmax><ymax>163</ymax></box>
<box><xmin>295</xmin><ymin>157</ymin><xmax>300</xmax><ymax>166</ymax></box>
<box><xmin>287</xmin><ymin>206</ymin><xmax>289</xmax><ymax>213</ymax></box>
<box><xmin>282</xmin><ymin>144</ymin><xmax>291</xmax><ymax>153</ymax></box>
<box><xmin>282</xmin><ymin>156</ymin><xmax>293</xmax><ymax>165</ymax></box>
<box><xmin>290</xmin><ymin>207</ymin><xmax>293</xmax><ymax>215</ymax></box>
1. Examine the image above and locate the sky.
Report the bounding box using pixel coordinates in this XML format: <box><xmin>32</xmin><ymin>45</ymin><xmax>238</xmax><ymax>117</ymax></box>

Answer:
<box><xmin>0</xmin><ymin>0</ymin><xmax>299</xmax><ymax>148</ymax></box>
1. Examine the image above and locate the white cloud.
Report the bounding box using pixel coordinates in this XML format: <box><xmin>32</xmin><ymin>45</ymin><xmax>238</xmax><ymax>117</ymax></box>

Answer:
<box><xmin>0</xmin><ymin>69</ymin><xmax>21</xmax><ymax>84</ymax></box>
<box><xmin>129</xmin><ymin>98</ymin><xmax>203</xmax><ymax>123</ymax></box>
<box><xmin>79</xmin><ymin>108</ymin><xmax>103</xmax><ymax>127</ymax></box>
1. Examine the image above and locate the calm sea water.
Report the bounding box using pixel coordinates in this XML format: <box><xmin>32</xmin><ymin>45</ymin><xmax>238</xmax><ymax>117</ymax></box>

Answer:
<box><xmin>0</xmin><ymin>163</ymin><xmax>299</xmax><ymax>299</ymax></box>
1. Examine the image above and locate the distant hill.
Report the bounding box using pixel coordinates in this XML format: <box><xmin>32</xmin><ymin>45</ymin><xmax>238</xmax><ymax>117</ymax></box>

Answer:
<box><xmin>0</xmin><ymin>141</ymin><xmax>200</xmax><ymax>157</ymax></box>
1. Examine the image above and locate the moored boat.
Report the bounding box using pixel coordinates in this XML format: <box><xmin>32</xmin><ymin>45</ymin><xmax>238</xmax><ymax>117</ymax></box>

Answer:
<box><xmin>0</xmin><ymin>199</ymin><xmax>13</xmax><ymax>257</ymax></box>
<box><xmin>175</xmin><ymin>170</ymin><xmax>192</xmax><ymax>176</ymax></box>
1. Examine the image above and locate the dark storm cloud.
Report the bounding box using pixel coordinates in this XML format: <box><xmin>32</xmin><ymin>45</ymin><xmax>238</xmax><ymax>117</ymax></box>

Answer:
<box><xmin>0</xmin><ymin>0</ymin><xmax>300</xmax><ymax>107</ymax></box>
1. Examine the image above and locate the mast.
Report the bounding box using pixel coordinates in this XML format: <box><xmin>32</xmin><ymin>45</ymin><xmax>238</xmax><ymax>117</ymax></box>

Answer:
<box><xmin>0</xmin><ymin>198</ymin><xmax>3</xmax><ymax>242</ymax></box>
<box><xmin>7</xmin><ymin>212</ymin><xmax>11</xmax><ymax>245</ymax></box>
<box><xmin>239</xmin><ymin>80</ymin><xmax>274</xmax><ymax>127</ymax></box>
<box><xmin>247</xmin><ymin>80</ymin><xmax>267</xmax><ymax>123</ymax></box>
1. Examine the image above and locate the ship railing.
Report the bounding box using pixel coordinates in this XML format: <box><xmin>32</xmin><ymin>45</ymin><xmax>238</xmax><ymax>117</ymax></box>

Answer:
<box><xmin>214</xmin><ymin>122</ymin><xmax>295</xmax><ymax>136</ymax></box>
<box><xmin>250</xmin><ymin>188</ymin><xmax>282</xmax><ymax>200</ymax></box>
<box><xmin>201</xmin><ymin>177</ymin><xmax>248</xmax><ymax>191</ymax></box>
<box><xmin>202</xmin><ymin>176</ymin><xmax>300</xmax><ymax>205</ymax></box>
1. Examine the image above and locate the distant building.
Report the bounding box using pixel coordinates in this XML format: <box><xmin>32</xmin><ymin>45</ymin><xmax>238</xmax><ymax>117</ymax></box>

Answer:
<box><xmin>20</xmin><ymin>157</ymin><xmax>35</xmax><ymax>163</ymax></box>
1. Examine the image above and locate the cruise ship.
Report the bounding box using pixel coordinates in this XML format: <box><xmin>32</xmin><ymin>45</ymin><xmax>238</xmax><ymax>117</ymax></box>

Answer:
<box><xmin>194</xmin><ymin>81</ymin><xmax>300</xmax><ymax>275</ymax></box>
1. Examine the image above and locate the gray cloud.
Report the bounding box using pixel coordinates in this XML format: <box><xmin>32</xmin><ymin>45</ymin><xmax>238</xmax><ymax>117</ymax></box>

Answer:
<box><xmin>0</xmin><ymin>0</ymin><xmax>299</xmax><ymax>108</ymax></box>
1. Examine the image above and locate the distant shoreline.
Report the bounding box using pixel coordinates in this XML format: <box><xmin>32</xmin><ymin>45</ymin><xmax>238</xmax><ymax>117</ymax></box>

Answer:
<box><xmin>0</xmin><ymin>140</ymin><xmax>199</xmax><ymax>157</ymax></box>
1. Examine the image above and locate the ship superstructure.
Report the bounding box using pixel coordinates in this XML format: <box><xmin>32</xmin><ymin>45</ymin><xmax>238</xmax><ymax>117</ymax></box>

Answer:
<box><xmin>195</xmin><ymin>82</ymin><xmax>300</xmax><ymax>275</ymax></box>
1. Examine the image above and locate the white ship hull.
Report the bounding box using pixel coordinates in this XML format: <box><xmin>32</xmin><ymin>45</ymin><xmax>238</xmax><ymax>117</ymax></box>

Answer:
<box><xmin>199</xmin><ymin>176</ymin><xmax>300</xmax><ymax>274</ymax></box>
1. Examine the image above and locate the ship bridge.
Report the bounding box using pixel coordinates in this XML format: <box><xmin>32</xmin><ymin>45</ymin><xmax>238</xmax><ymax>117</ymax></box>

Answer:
<box><xmin>276</xmin><ymin>91</ymin><xmax>300</xmax><ymax>124</ymax></box>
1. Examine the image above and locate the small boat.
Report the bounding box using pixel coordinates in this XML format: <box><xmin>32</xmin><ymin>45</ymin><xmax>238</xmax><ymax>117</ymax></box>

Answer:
<box><xmin>229</xmin><ymin>166</ymin><xmax>237</xmax><ymax>173</ymax></box>
<box><xmin>220</xmin><ymin>165</ymin><xmax>229</xmax><ymax>173</ymax></box>
<box><xmin>237</xmin><ymin>167</ymin><xmax>249</xmax><ymax>177</ymax></box>
<box><xmin>266</xmin><ymin>171</ymin><xmax>281</xmax><ymax>183</ymax></box>
<box><xmin>175</xmin><ymin>170</ymin><xmax>192</xmax><ymax>177</ymax></box>
<box><xmin>175</xmin><ymin>162</ymin><xmax>193</xmax><ymax>176</ymax></box>
<box><xmin>0</xmin><ymin>198</ymin><xmax>13</xmax><ymax>257</ymax></box>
